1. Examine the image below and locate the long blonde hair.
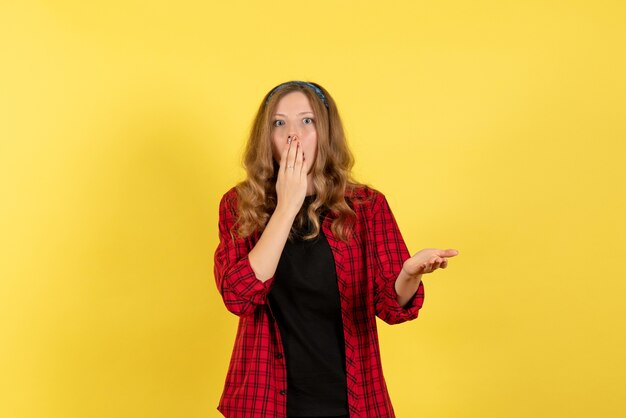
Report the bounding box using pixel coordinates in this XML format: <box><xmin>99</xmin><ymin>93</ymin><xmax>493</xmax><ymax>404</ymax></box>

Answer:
<box><xmin>233</xmin><ymin>81</ymin><xmax>370</xmax><ymax>243</ymax></box>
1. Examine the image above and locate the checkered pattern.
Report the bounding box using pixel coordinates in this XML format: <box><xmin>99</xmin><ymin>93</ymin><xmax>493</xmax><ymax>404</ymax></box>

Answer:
<box><xmin>214</xmin><ymin>185</ymin><xmax>425</xmax><ymax>417</ymax></box>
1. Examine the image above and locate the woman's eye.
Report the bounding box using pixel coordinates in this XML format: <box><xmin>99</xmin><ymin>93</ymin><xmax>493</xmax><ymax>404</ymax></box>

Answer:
<box><xmin>303</xmin><ymin>117</ymin><xmax>313</xmax><ymax>125</ymax></box>
<box><xmin>273</xmin><ymin>120</ymin><xmax>285</xmax><ymax>127</ymax></box>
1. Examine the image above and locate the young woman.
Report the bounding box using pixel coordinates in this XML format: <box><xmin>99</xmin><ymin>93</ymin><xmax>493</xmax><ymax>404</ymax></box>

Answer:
<box><xmin>214</xmin><ymin>80</ymin><xmax>459</xmax><ymax>418</ymax></box>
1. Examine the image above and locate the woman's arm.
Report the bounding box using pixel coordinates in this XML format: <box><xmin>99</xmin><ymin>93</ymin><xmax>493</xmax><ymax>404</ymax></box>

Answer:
<box><xmin>249</xmin><ymin>136</ymin><xmax>308</xmax><ymax>281</ymax></box>
<box><xmin>369</xmin><ymin>191</ymin><xmax>425</xmax><ymax>324</ymax></box>
<box><xmin>214</xmin><ymin>137</ymin><xmax>306</xmax><ymax>316</ymax></box>
<box><xmin>214</xmin><ymin>192</ymin><xmax>276</xmax><ymax>317</ymax></box>
<box><xmin>394</xmin><ymin>269</ymin><xmax>422</xmax><ymax>308</ymax></box>
<box><xmin>248</xmin><ymin>207</ymin><xmax>296</xmax><ymax>282</ymax></box>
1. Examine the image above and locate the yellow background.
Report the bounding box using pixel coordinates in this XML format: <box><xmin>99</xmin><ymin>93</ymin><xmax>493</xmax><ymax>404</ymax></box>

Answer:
<box><xmin>1</xmin><ymin>1</ymin><xmax>625</xmax><ymax>417</ymax></box>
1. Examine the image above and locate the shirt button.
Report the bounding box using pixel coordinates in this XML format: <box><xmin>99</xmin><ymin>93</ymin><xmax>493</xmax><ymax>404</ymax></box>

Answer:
<box><xmin>279</xmin><ymin>390</ymin><xmax>286</xmax><ymax>396</ymax></box>
<box><xmin>276</xmin><ymin>353</ymin><xmax>283</xmax><ymax>359</ymax></box>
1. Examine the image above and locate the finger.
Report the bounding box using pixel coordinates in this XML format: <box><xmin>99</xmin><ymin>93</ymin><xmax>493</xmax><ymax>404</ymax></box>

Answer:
<box><xmin>434</xmin><ymin>249</ymin><xmax>458</xmax><ymax>259</ymax></box>
<box><xmin>301</xmin><ymin>145</ymin><xmax>308</xmax><ymax>175</ymax></box>
<box><xmin>442</xmin><ymin>249</ymin><xmax>459</xmax><ymax>257</ymax></box>
<box><xmin>295</xmin><ymin>140</ymin><xmax>304</xmax><ymax>175</ymax></box>
<box><xmin>279</xmin><ymin>141</ymin><xmax>288</xmax><ymax>166</ymax></box>
<box><xmin>280</xmin><ymin>137</ymin><xmax>292</xmax><ymax>172</ymax></box>
<box><xmin>289</xmin><ymin>136</ymin><xmax>299</xmax><ymax>170</ymax></box>
<box><xmin>431</xmin><ymin>257</ymin><xmax>442</xmax><ymax>270</ymax></box>
<box><xmin>285</xmin><ymin>137</ymin><xmax>296</xmax><ymax>172</ymax></box>
<box><xmin>293</xmin><ymin>140</ymin><xmax>299</xmax><ymax>169</ymax></box>
<box><xmin>431</xmin><ymin>259</ymin><xmax>440</xmax><ymax>271</ymax></box>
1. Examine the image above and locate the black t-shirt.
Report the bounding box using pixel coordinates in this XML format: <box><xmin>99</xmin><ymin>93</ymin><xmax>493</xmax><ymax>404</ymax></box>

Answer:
<box><xmin>268</xmin><ymin>195</ymin><xmax>349</xmax><ymax>416</ymax></box>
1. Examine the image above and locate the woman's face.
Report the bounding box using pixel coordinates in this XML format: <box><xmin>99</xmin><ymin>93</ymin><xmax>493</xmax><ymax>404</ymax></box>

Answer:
<box><xmin>270</xmin><ymin>91</ymin><xmax>318</xmax><ymax>171</ymax></box>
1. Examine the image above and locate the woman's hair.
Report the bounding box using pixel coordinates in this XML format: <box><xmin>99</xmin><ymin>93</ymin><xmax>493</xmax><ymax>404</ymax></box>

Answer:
<box><xmin>233</xmin><ymin>81</ymin><xmax>370</xmax><ymax>243</ymax></box>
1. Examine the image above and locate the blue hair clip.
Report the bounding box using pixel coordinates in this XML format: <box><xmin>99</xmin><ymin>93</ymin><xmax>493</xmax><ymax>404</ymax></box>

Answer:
<box><xmin>265</xmin><ymin>81</ymin><xmax>329</xmax><ymax>109</ymax></box>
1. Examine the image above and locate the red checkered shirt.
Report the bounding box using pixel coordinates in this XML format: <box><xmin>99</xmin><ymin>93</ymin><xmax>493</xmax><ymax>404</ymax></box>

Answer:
<box><xmin>214</xmin><ymin>185</ymin><xmax>425</xmax><ymax>417</ymax></box>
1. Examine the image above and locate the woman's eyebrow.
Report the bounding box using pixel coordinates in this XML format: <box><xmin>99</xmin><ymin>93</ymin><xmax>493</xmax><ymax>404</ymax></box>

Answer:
<box><xmin>274</xmin><ymin>111</ymin><xmax>314</xmax><ymax>116</ymax></box>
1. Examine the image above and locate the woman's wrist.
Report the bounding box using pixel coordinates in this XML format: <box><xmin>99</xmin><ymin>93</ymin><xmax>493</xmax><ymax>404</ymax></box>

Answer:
<box><xmin>274</xmin><ymin>203</ymin><xmax>299</xmax><ymax>221</ymax></box>
<box><xmin>400</xmin><ymin>264</ymin><xmax>423</xmax><ymax>282</ymax></box>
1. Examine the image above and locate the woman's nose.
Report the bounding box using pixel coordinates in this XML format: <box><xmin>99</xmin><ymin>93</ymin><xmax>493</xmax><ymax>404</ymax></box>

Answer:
<box><xmin>288</xmin><ymin>125</ymin><xmax>302</xmax><ymax>138</ymax></box>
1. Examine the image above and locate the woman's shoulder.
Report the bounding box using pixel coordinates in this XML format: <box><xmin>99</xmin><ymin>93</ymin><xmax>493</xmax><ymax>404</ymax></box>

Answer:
<box><xmin>218</xmin><ymin>184</ymin><xmax>242</xmax><ymax>213</ymax></box>
<box><xmin>343</xmin><ymin>184</ymin><xmax>395</xmax><ymax>233</ymax></box>
<box><xmin>345</xmin><ymin>183</ymin><xmax>386</xmax><ymax>208</ymax></box>
<box><xmin>221</xmin><ymin>185</ymin><xmax>239</xmax><ymax>200</ymax></box>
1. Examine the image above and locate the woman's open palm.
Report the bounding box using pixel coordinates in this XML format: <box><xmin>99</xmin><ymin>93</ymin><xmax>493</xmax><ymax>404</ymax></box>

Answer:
<box><xmin>403</xmin><ymin>248</ymin><xmax>459</xmax><ymax>276</ymax></box>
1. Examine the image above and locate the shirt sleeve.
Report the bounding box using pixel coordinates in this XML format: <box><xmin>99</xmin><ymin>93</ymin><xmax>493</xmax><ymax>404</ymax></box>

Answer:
<box><xmin>213</xmin><ymin>190</ymin><xmax>275</xmax><ymax>317</ymax></box>
<box><xmin>370</xmin><ymin>191</ymin><xmax>425</xmax><ymax>325</ymax></box>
